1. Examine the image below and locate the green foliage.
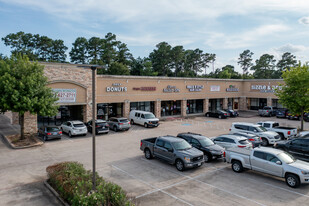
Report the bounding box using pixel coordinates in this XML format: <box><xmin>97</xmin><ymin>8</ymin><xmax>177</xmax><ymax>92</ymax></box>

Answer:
<box><xmin>207</xmin><ymin>65</ymin><xmax>242</xmax><ymax>79</ymax></box>
<box><xmin>275</xmin><ymin>64</ymin><xmax>309</xmax><ymax>130</ymax></box>
<box><xmin>46</xmin><ymin>162</ymin><xmax>133</xmax><ymax>206</ymax></box>
<box><xmin>0</xmin><ymin>54</ymin><xmax>58</xmax><ymax>138</ymax></box>
<box><xmin>238</xmin><ymin>49</ymin><xmax>254</xmax><ymax>77</ymax></box>
<box><xmin>251</xmin><ymin>54</ymin><xmax>277</xmax><ymax>79</ymax></box>
<box><xmin>106</xmin><ymin>62</ymin><xmax>130</xmax><ymax>75</ymax></box>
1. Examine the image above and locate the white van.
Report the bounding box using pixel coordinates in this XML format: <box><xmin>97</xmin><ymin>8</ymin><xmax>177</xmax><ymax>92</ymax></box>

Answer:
<box><xmin>129</xmin><ymin>110</ymin><xmax>159</xmax><ymax>128</ymax></box>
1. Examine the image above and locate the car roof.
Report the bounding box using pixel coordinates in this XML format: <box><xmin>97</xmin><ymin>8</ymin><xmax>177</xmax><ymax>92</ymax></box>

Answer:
<box><xmin>254</xmin><ymin>147</ymin><xmax>283</xmax><ymax>155</ymax></box>
<box><xmin>159</xmin><ymin>136</ymin><xmax>184</xmax><ymax>143</ymax></box>
<box><xmin>232</xmin><ymin>122</ymin><xmax>260</xmax><ymax>127</ymax></box>
<box><xmin>257</xmin><ymin>121</ymin><xmax>276</xmax><ymax>124</ymax></box>
<box><xmin>96</xmin><ymin>119</ymin><xmax>106</xmax><ymax>123</ymax></box>
<box><xmin>178</xmin><ymin>132</ymin><xmax>209</xmax><ymax>140</ymax></box>
<box><xmin>231</xmin><ymin>132</ymin><xmax>257</xmax><ymax>137</ymax></box>
<box><xmin>131</xmin><ymin>110</ymin><xmax>152</xmax><ymax>114</ymax></box>
<box><xmin>216</xmin><ymin>134</ymin><xmax>247</xmax><ymax>141</ymax></box>
<box><xmin>110</xmin><ymin>117</ymin><xmax>128</xmax><ymax>120</ymax></box>
<box><xmin>70</xmin><ymin>120</ymin><xmax>84</xmax><ymax>124</ymax></box>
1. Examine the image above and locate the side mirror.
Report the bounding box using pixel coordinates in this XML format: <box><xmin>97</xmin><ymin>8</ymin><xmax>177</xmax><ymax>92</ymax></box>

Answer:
<box><xmin>276</xmin><ymin>161</ymin><xmax>282</xmax><ymax>165</ymax></box>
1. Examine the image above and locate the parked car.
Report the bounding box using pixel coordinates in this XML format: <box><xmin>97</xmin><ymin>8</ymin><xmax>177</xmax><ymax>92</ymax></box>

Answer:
<box><xmin>212</xmin><ymin>134</ymin><xmax>253</xmax><ymax>149</ymax></box>
<box><xmin>129</xmin><ymin>110</ymin><xmax>159</xmax><ymax>128</ymax></box>
<box><xmin>107</xmin><ymin>117</ymin><xmax>131</xmax><ymax>131</ymax></box>
<box><xmin>177</xmin><ymin>132</ymin><xmax>225</xmax><ymax>162</ymax></box>
<box><xmin>230</xmin><ymin>122</ymin><xmax>281</xmax><ymax>146</ymax></box>
<box><xmin>258</xmin><ymin>106</ymin><xmax>276</xmax><ymax>117</ymax></box>
<box><xmin>298</xmin><ymin>131</ymin><xmax>309</xmax><ymax>138</ymax></box>
<box><xmin>229</xmin><ymin>132</ymin><xmax>262</xmax><ymax>148</ymax></box>
<box><xmin>86</xmin><ymin>119</ymin><xmax>109</xmax><ymax>134</ymax></box>
<box><xmin>140</xmin><ymin>136</ymin><xmax>204</xmax><ymax>171</ymax></box>
<box><xmin>225</xmin><ymin>147</ymin><xmax>309</xmax><ymax>188</ymax></box>
<box><xmin>287</xmin><ymin>112</ymin><xmax>309</xmax><ymax>121</ymax></box>
<box><xmin>38</xmin><ymin>126</ymin><xmax>62</xmax><ymax>141</ymax></box>
<box><xmin>257</xmin><ymin>121</ymin><xmax>297</xmax><ymax>140</ymax></box>
<box><xmin>274</xmin><ymin>138</ymin><xmax>309</xmax><ymax>162</ymax></box>
<box><xmin>205</xmin><ymin>110</ymin><xmax>229</xmax><ymax>119</ymax></box>
<box><xmin>224</xmin><ymin>109</ymin><xmax>239</xmax><ymax>117</ymax></box>
<box><xmin>61</xmin><ymin>120</ymin><xmax>87</xmax><ymax>137</ymax></box>
<box><xmin>276</xmin><ymin>109</ymin><xmax>289</xmax><ymax>118</ymax></box>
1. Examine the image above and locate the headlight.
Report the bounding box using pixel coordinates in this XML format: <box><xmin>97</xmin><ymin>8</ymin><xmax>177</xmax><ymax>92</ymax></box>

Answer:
<box><xmin>268</xmin><ymin>136</ymin><xmax>274</xmax><ymax>139</ymax></box>
<box><xmin>301</xmin><ymin>171</ymin><xmax>309</xmax><ymax>175</ymax></box>
<box><xmin>184</xmin><ymin>157</ymin><xmax>191</xmax><ymax>162</ymax></box>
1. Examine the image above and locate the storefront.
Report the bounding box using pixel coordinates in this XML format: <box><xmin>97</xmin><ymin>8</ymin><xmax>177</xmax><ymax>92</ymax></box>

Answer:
<box><xmin>209</xmin><ymin>99</ymin><xmax>223</xmax><ymax>111</ymax></box>
<box><xmin>187</xmin><ymin>99</ymin><xmax>203</xmax><ymax>114</ymax></box>
<box><xmin>161</xmin><ymin>100</ymin><xmax>181</xmax><ymax>117</ymax></box>
<box><xmin>97</xmin><ymin>103</ymin><xmax>123</xmax><ymax>120</ymax></box>
<box><xmin>130</xmin><ymin>101</ymin><xmax>154</xmax><ymax>113</ymax></box>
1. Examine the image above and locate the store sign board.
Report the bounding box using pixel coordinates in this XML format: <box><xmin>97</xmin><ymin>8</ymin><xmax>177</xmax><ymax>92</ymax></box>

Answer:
<box><xmin>163</xmin><ymin>85</ymin><xmax>180</xmax><ymax>93</ymax></box>
<box><xmin>53</xmin><ymin>89</ymin><xmax>76</xmax><ymax>103</ymax></box>
<box><xmin>226</xmin><ymin>85</ymin><xmax>239</xmax><ymax>92</ymax></box>
<box><xmin>251</xmin><ymin>84</ymin><xmax>282</xmax><ymax>93</ymax></box>
<box><xmin>210</xmin><ymin>85</ymin><xmax>220</xmax><ymax>92</ymax></box>
<box><xmin>186</xmin><ymin>85</ymin><xmax>204</xmax><ymax>92</ymax></box>
<box><xmin>106</xmin><ymin>83</ymin><xmax>127</xmax><ymax>92</ymax></box>
<box><xmin>133</xmin><ymin>87</ymin><xmax>156</xmax><ymax>91</ymax></box>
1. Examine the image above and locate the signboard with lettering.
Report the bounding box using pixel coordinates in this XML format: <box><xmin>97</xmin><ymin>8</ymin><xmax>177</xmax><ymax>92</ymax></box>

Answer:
<box><xmin>106</xmin><ymin>83</ymin><xmax>127</xmax><ymax>92</ymax></box>
<box><xmin>250</xmin><ymin>84</ymin><xmax>282</xmax><ymax>93</ymax></box>
<box><xmin>53</xmin><ymin>89</ymin><xmax>76</xmax><ymax>103</ymax></box>
<box><xmin>226</xmin><ymin>85</ymin><xmax>239</xmax><ymax>92</ymax></box>
<box><xmin>163</xmin><ymin>85</ymin><xmax>180</xmax><ymax>93</ymax></box>
<box><xmin>186</xmin><ymin>85</ymin><xmax>204</xmax><ymax>92</ymax></box>
<box><xmin>210</xmin><ymin>85</ymin><xmax>220</xmax><ymax>92</ymax></box>
<box><xmin>133</xmin><ymin>87</ymin><xmax>156</xmax><ymax>91</ymax></box>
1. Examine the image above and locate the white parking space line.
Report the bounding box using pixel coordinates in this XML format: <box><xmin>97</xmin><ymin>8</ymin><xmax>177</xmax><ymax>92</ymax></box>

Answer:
<box><xmin>61</xmin><ymin>136</ymin><xmax>73</xmax><ymax>142</ymax></box>
<box><xmin>140</xmin><ymin>158</ymin><xmax>266</xmax><ymax>206</ymax></box>
<box><xmin>111</xmin><ymin>165</ymin><xmax>194</xmax><ymax>206</ymax></box>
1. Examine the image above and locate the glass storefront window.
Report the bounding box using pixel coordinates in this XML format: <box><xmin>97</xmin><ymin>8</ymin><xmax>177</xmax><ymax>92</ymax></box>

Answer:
<box><xmin>130</xmin><ymin>102</ymin><xmax>154</xmax><ymax>113</ymax></box>
<box><xmin>161</xmin><ymin>100</ymin><xmax>181</xmax><ymax>116</ymax></box>
<box><xmin>209</xmin><ymin>99</ymin><xmax>223</xmax><ymax>111</ymax></box>
<box><xmin>187</xmin><ymin>99</ymin><xmax>203</xmax><ymax>114</ymax></box>
<box><xmin>97</xmin><ymin>103</ymin><xmax>123</xmax><ymax>120</ymax></box>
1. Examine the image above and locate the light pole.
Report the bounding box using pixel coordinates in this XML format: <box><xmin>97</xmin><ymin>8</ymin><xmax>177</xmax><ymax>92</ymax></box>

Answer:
<box><xmin>91</xmin><ymin>65</ymin><xmax>97</xmax><ymax>191</ymax></box>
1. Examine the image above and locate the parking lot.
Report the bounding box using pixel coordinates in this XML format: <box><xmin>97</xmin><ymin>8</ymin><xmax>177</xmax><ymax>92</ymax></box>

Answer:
<box><xmin>1</xmin><ymin>112</ymin><xmax>309</xmax><ymax>206</ymax></box>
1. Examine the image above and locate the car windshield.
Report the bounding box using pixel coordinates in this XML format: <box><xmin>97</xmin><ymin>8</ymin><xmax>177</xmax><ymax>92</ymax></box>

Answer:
<box><xmin>144</xmin><ymin>114</ymin><xmax>155</xmax><ymax>119</ymax></box>
<box><xmin>278</xmin><ymin>152</ymin><xmax>296</xmax><ymax>164</ymax></box>
<box><xmin>73</xmin><ymin>123</ymin><xmax>84</xmax><ymax>127</ymax></box>
<box><xmin>46</xmin><ymin>127</ymin><xmax>59</xmax><ymax>132</ymax></box>
<box><xmin>96</xmin><ymin>122</ymin><xmax>106</xmax><ymax>126</ymax></box>
<box><xmin>119</xmin><ymin>119</ymin><xmax>129</xmax><ymax>123</ymax></box>
<box><xmin>199</xmin><ymin>138</ymin><xmax>214</xmax><ymax>147</ymax></box>
<box><xmin>229</xmin><ymin>110</ymin><xmax>234</xmax><ymax>112</ymax></box>
<box><xmin>257</xmin><ymin>126</ymin><xmax>267</xmax><ymax>132</ymax></box>
<box><xmin>172</xmin><ymin>140</ymin><xmax>192</xmax><ymax>150</ymax></box>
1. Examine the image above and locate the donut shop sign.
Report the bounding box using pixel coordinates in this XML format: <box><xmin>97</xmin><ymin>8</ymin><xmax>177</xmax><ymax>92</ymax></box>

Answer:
<box><xmin>106</xmin><ymin>83</ymin><xmax>127</xmax><ymax>92</ymax></box>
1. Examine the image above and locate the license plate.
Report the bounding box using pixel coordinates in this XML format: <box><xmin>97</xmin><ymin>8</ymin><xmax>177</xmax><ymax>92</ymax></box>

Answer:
<box><xmin>79</xmin><ymin>129</ymin><xmax>83</xmax><ymax>131</ymax></box>
<box><xmin>53</xmin><ymin>132</ymin><xmax>58</xmax><ymax>135</ymax></box>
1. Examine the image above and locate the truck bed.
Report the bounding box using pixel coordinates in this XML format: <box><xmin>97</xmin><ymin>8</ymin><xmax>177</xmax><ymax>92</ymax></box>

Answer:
<box><xmin>226</xmin><ymin>147</ymin><xmax>252</xmax><ymax>155</ymax></box>
<box><xmin>274</xmin><ymin>126</ymin><xmax>297</xmax><ymax>130</ymax></box>
<box><xmin>142</xmin><ymin>137</ymin><xmax>157</xmax><ymax>144</ymax></box>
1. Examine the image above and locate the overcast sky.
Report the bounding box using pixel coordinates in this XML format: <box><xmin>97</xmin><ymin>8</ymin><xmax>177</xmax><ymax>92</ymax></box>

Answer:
<box><xmin>0</xmin><ymin>0</ymin><xmax>309</xmax><ymax>73</ymax></box>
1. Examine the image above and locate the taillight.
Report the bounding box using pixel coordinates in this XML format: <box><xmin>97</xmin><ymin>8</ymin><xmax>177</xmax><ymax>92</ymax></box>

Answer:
<box><xmin>229</xmin><ymin>129</ymin><xmax>231</xmax><ymax>131</ymax></box>
<box><xmin>96</xmin><ymin>125</ymin><xmax>100</xmax><ymax>128</ymax></box>
<box><xmin>266</xmin><ymin>110</ymin><xmax>268</xmax><ymax>112</ymax></box>
<box><xmin>288</xmin><ymin>131</ymin><xmax>291</xmax><ymax>135</ymax></box>
<box><xmin>47</xmin><ymin>133</ymin><xmax>51</xmax><ymax>135</ymax></box>
<box><xmin>128</xmin><ymin>122</ymin><xmax>131</xmax><ymax>124</ymax></box>
<box><xmin>59</xmin><ymin>131</ymin><xmax>62</xmax><ymax>134</ymax></box>
<box><xmin>223</xmin><ymin>151</ymin><xmax>226</xmax><ymax>158</ymax></box>
<box><xmin>140</xmin><ymin>141</ymin><xmax>142</xmax><ymax>147</ymax></box>
<box><xmin>119</xmin><ymin>123</ymin><xmax>123</xmax><ymax>125</ymax></box>
<box><xmin>106</xmin><ymin>124</ymin><xmax>109</xmax><ymax>127</ymax></box>
<box><xmin>224</xmin><ymin>113</ymin><xmax>226</xmax><ymax>116</ymax></box>
<box><xmin>238</xmin><ymin>145</ymin><xmax>246</xmax><ymax>148</ymax></box>
<box><xmin>248</xmin><ymin>138</ymin><xmax>255</xmax><ymax>141</ymax></box>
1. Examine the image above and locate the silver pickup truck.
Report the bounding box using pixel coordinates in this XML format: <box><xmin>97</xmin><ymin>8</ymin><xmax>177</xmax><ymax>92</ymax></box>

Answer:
<box><xmin>257</xmin><ymin>121</ymin><xmax>297</xmax><ymax>140</ymax></box>
<box><xmin>140</xmin><ymin>136</ymin><xmax>204</xmax><ymax>171</ymax></box>
<box><xmin>225</xmin><ymin>147</ymin><xmax>309</xmax><ymax>188</ymax></box>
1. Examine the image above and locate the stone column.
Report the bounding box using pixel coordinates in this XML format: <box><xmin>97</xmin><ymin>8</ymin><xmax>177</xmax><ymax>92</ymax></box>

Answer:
<box><xmin>154</xmin><ymin>99</ymin><xmax>161</xmax><ymax>118</ymax></box>
<box><xmin>203</xmin><ymin>98</ymin><xmax>209</xmax><ymax>113</ymax></box>
<box><xmin>123</xmin><ymin>100</ymin><xmax>130</xmax><ymax>118</ymax></box>
<box><xmin>239</xmin><ymin>96</ymin><xmax>247</xmax><ymax>110</ymax></box>
<box><xmin>223</xmin><ymin>97</ymin><xmax>228</xmax><ymax>110</ymax></box>
<box><xmin>181</xmin><ymin>99</ymin><xmax>187</xmax><ymax>117</ymax></box>
<box><xmin>267</xmin><ymin>97</ymin><xmax>272</xmax><ymax>107</ymax></box>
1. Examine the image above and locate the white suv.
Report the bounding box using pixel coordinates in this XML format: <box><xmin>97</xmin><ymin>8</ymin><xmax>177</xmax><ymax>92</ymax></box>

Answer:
<box><xmin>61</xmin><ymin>120</ymin><xmax>87</xmax><ymax>137</ymax></box>
<box><xmin>230</xmin><ymin>122</ymin><xmax>280</xmax><ymax>146</ymax></box>
<box><xmin>129</xmin><ymin>110</ymin><xmax>159</xmax><ymax>128</ymax></box>
<box><xmin>212</xmin><ymin>134</ymin><xmax>253</xmax><ymax>149</ymax></box>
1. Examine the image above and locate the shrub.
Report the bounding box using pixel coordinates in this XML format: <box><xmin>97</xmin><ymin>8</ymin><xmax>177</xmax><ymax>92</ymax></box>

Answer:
<box><xmin>46</xmin><ymin>162</ymin><xmax>133</xmax><ymax>206</ymax></box>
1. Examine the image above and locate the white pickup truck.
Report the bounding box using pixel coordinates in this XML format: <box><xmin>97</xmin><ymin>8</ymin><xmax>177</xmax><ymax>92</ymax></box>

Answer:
<box><xmin>257</xmin><ymin>121</ymin><xmax>297</xmax><ymax>140</ymax></box>
<box><xmin>225</xmin><ymin>147</ymin><xmax>309</xmax><ymax>188</ymax></box>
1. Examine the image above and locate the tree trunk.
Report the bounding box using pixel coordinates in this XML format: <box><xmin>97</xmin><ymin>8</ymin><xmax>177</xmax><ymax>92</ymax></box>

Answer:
<box><xmin>20</xmin><ymin>113</ymin><xmax>25</xmax><ymax>140</ymax></box>
<box><xmin>301</xmin><ymin>107</ymin><xmax>304</xmax><ymax>131</ymax></box>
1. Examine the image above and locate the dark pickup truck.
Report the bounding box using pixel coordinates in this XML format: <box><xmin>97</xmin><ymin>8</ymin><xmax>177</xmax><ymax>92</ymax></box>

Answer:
<box><xmin>140</xmin><ymin>136</ymin><xmax>204</xmax><ymax>171</ymax></box>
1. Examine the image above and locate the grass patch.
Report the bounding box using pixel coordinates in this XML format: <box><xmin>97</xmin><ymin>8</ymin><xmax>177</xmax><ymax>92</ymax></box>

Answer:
<box><xmin>46</xmin><ymin>162</ymin><xmax>134</xmax><ymax>206</ymax></box>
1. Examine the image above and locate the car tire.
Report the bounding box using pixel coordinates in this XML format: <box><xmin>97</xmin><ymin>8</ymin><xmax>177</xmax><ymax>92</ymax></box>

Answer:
<box><xmin>83</xmin><ymin>133</ymin><xmax>87</xmax><ymax>136</ymax></box>
<box><xmin>232</xmin><ymin>160</ymin><xmax>243</xmax><ymax>173</ymax></box>
<box><xmin>131</xmin><ymin>120</ymin><xmax>134</xmax><ymax>125</ymax></box>
<box><xmin>261</xmin><ymin>138</ymin><xmax>269</xmax><ymax>146</ymax></box>
<box><xmin>218</xmin><ymin>115</ymin><xmax>222</xmax><ymax>119</ymax></box>
<box><xmin>114</xmin><ymin>126</ymin><xmax>118</xmax><ymax>132</ymax></box>
<box><xmin>175</xmin><ymin>159</ymin><xmax>185</xmax><ymax>171</ymax></box>
<box><xmin>69</xmin><ymin>131</ymin><xmax>72</xmax><ymax>137</ymax></box>
<box><xmin>144</xmin><ymin>123</ymin><xmax>148</xmax><ymax>128</ymax></box>
<box><xmin>204</xmin><ymin>154</ymin><xmax>212</xmax><ymax>163</ymax></box>
<box><xmin>144</xmin><ymin>149</ymin><xmax>152</xmax><ymax>159</ymax></box>
<box><xmin>286</xmin><ymin>174</ymin><xmax>300</xmax><ymax>188</ymax></box>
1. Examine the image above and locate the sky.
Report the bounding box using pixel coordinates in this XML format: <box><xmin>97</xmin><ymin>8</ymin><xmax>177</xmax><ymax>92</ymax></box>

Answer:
<box><xmin>0</xmin><ymin>0</ymin><xmax>309</xmax><ymax>73</ymax></box>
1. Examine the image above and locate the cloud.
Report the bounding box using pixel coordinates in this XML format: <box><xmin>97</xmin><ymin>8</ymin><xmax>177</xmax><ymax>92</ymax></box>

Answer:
<box><xmin>298</xmin><ymin>16</ymin><xmax>309</xmax><ymax>25</ymax></box>
<box><xmin>274</xmin><ymin>44</ymin><xmax>307</xmax><ymax>53</ymax></box>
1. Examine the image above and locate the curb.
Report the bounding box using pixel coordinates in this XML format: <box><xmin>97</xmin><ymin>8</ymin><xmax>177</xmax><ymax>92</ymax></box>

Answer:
<box><xmin>44</xmin><ymin>180</ymin><xmax>70</xmax><ymax>206</ymax></box>
<box><xmin>1</xmin><ymin>134</ymin><xmax>44</xmax><ymax>149</ymax></box>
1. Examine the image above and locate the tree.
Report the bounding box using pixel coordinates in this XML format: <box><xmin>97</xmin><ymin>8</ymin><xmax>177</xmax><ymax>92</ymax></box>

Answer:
<box><xmin>207</xmin><ymin>65</ymin><xmax>242</xmax><ymax>79</ymax></box>
<box><xmin>50</xmin><ymin>39</ymin><xmax>68</xmax><ymax>62</ymax></box>
<box><xmin>275</xmin><ymin>64</ymin><xmax>309</xmax><ymax>131</ymax></box>
<box><xmin>88</xmin><ymin>37</ymin><xmax>103</xmax><ymax>65</ymax></box>
<box><xmin>276</xmin><ymin>52</ymin><xmax>297</xmax><ymax>78</ymax></box>
<box><xmin>0</xmin><ymin>55</ymin><xmax>58</xmax><ymax>139</ymax></box>
<box><xmin>170</xmin><ymin>46</ymin><xmax>185</xmax><ymax>77</ymax></box>
<box><xmin>106</xmin><ymin>62</ymin><xmax>130</xmax><ymax>75</ymax></box>
<box><xmin>251</xmin><ymin>54</ymin><xmax>276</xmax><ymax>79</ymax></box>
<box><xmin>238</xmin><ymin>50</ymin><xmax>254</xmax><ymax>77</ymax></box>
<box><xmin>149</xmin><ymin>42</ymin><xmax>172</xmax><ymax>76</ymax></box>
<box><xmin>69</xmin><ymin>37</ymin><xmax>89</xmax><ymax>64</ymax></box>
